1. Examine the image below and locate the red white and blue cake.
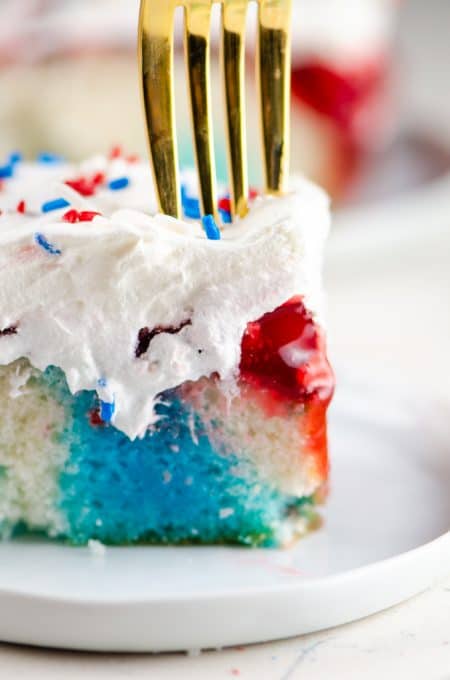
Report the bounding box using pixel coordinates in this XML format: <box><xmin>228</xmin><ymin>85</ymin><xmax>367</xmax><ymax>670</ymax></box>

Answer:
<box><xmin>0</xmin><ymin>150</ymin><xmax>334</xmax><ymax>547</ymax></box>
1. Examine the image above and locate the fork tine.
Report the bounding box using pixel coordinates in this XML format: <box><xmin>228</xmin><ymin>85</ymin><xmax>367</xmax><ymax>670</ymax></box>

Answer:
<box><xmin>184</xmin><ymin>0</ymin><xmax>218</xmax><ymax>219</ymax></box>
<box><xmin>222</xmin><ymin>0</ymin><xmax>249</xmax><ymax>219</ymax></box>
<box><xmin>257</xmin><ymin>0</ymin><xmax>292</xmax><ymax>195</ymax></box>
<box><xmin>139</xmin><ymin>0</ymin><xmax>181</xmax><ymax>218</ymax></box>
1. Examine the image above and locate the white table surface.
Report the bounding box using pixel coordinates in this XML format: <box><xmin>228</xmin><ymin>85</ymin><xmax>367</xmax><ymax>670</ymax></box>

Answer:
<box><xmin>0</xmin><ymin>577</ymin><xmax>449</xmax><ymax>679</ymax></box>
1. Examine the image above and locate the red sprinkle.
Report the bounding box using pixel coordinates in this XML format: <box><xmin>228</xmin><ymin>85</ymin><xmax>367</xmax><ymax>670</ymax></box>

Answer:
<box><xmin>218</xmin><ymin>196</ymin><xmax>231</xmax><ymax>213</ymax></box>
<box><xmin>65</xmin><ymin>177</ymin><xmax>95</xmax><ymax>197</ymax></box>
<box><xmin>62</xmin><ymin>209</ymin><xmax>79</xmax><ymax>223</ymax></box>
<box><xmin>92</xmin><ymin>172</ymin><xmax>106</xmax><ymax>186</ymax></box>
<box><xmin>109</xmin><ymin>145</ymin><xmax>122</xmax><ymax>160</ymax></box>
<box><xmin>249</xmin><ymin>187</ymin><xmax>259</xmax><ymax>200</ymax></box>
<box><xmin>16</xmin><ymin>200</ymin><xmax>26</xmax><ymax>214</ymax></box>
<box><xmin>126</xmin><ymin>154</ymin><xmax>140</xmax><ymax>164</ymax></box>
<box><xmin>65</xmin><ymin>171</ymin><xmax>105</xmax><ymax>197</ymax></box>
<box><xmin>79</xmin><ymin>211</ymin><xmax>101</xmax><ymax>222</ymax></box>
<box><xmin>62</xmin><ymin>209</ymin><xmax>101</xmax><ymax>223</ymax></box>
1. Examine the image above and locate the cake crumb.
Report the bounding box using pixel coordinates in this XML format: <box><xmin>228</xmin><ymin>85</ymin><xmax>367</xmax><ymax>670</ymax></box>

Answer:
<box><xmin>88</xmin><ymin>539</ymin><xmax>106</xmax><ymax>557</ymax></box>
<box><xmin>162</xmin><ymin>470</ymin><xmax>172</xmax><ymax>484</ymax></box>
<box><xmin>219</xmin><ymin>507</ymin><xmax>234</xmax><ymax>520</ymax></box>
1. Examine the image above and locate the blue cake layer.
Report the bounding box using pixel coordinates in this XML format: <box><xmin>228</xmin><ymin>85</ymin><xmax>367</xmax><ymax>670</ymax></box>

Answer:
<box><xmin>16</xmin><ymin>367</ymin><xmax>314</xmax><ymax>547</ymax></box>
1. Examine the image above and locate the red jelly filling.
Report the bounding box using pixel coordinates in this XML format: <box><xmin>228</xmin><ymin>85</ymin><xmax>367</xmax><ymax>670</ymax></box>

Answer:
<box><xmin>240</xmin><ymin>297</ymin><xmax>334</xmax><ymax>479</ymax></box>
<box><xmin>240</xmin><ymin>297</ymin><xmax>334</xmax><ymax>405</ymax></box>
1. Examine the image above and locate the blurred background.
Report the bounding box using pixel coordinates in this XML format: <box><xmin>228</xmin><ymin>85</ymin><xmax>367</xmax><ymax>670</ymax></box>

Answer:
<box><xmin>0</xmin><ymin>0</ymin><xmax>449</xmax><ymax>397</ymax></box>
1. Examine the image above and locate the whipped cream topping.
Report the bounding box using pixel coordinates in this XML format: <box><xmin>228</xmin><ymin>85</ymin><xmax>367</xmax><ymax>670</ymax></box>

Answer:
<box><xmin>0</xmin><ymin>157</ymin><xmax>330</xmax><ymax>439</ymax></box>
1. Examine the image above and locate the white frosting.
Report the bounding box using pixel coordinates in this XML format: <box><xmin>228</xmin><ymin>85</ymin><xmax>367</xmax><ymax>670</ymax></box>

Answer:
<box><xmin>0</xmin><ymin>0</ymin><xmax>395</xmax><ymax>65</ymax></box>
<box><xmin>0</xmin><ymin>158</ymin><xmax>330</xmax><ymax>439</ymax></box>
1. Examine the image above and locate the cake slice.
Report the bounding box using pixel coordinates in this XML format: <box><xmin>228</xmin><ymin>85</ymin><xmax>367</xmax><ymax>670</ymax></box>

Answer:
<box><xmin>0</xmin><ymin>152</ymin><xmax>334</xmax><ymax>547</ymax></box>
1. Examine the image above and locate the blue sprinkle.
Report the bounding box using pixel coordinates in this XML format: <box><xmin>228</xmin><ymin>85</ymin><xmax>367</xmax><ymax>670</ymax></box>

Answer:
<box><xmin>37</xmin><ymin>152</ymin><xmax>64</xmax><ymax>164</ymax></box>
<box><xmin>34</xmin><ymin>233</ymin><xmax>62</xmax><ymax>256</ymax></box>
<box><xmin>41</xmin><ymin>198</ymin><xmax>70</xmax><ymax>213</ymax></box>
<box><xmin>108</xmin><ymin>177</ymin><xmax>130</xmax><ymax>191</ymax></box>
<box><xmin>97</xmin><ymin>378</ymin><xmax>108</xmax><ymax>388</ymax></box>
<box><xmin>9</xmin><ymin>151</ymin><xmax>23</xmax><ymax>164</ymax></box>
<box><xmin>100</xmin><ymin>400</ymin><xmax>115</xmax><ymax>423</ymax></box>
<box><xmin>181</xmin><ymin>185</ymin><xmax>201</xmax><ymax>219</ymax></box>
<box><xmin>219</xmin><ymin>208</ymin><xmax>232</xmax><ymax>224</ymax></box>
<box><xmin>0</xmin><ymin>164</ymin><xmax>13</xmax><ymax>179</ymax></box>
<box><xmin>202</xmin><ymin>215</ymin><xmax>221</xmax><ymax>241</ymax></box>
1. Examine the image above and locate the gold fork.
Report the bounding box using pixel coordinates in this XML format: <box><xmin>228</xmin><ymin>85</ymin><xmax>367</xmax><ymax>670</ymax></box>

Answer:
<box><xmin>138</xmin><ymin>0</ymin><xmax>292</xmax><ymax>222</ymax></box>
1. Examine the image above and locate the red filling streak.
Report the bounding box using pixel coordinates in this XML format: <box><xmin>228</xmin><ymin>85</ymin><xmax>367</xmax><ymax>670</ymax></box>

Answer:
<box><xmin>240</xmin><ymin>297</ymin><xmax>334</xmax><ymax>477</ymax></box>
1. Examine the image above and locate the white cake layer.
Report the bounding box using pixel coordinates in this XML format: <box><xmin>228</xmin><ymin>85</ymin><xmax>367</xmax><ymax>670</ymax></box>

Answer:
<box><xmin>0</xmin><ymin>360</ymin><xmax>68</xmax><ymax>537</ymax></box>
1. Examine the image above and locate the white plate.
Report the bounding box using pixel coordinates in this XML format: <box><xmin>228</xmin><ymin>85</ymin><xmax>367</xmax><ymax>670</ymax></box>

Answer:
<box><xmin>0</xmin><ymin>376</ymin><xmax>449</xmax><ymax>653</ymax></box>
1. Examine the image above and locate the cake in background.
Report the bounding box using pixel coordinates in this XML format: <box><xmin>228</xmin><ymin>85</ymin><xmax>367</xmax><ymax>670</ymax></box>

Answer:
<box><xmin>0</xmin><ymin>0</ymin><xmax>398</xmax><ymax>200</ymax></box>
<box><xmin>289</xmin><ymin>0</ymin><xmax>397</xmax><ymax>199</ymax></box>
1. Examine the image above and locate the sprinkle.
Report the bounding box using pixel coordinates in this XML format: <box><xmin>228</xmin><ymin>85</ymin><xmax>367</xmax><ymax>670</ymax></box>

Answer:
<box><xmin>16</xmin><ymin>200</ymin><xmax>26</xmax><ymax>214</ymax></box>
<box><xmin>0</xmin><ymin>164</ymin><xmax>13</xmax><ymax>179</ymax></box>
<box><xmin>34</xmin><ymin>233</ymin><xmax>62</xmax><ymax>256</ymax></box>
<box><xmin>62</xmin><ymin>209</ymin><xmax>101</xmax><ymax>223</ymax></box>
<box><xmin>100</xmin><ymin>400</ymin><xmax>115</xmax><ymax>423</ymax></box>
<box><xmin>108</xmin><ymin>177</ymin><xmax>130</xmax><ymax>191</ymax></box>
<box><xmin>97</xmin><ymin>377</ymin><xmax>107</xmax><ymax>388</ymax></box>
<box><xmin>79</xmin><ymin>211</ymin><xmax>101</xmax><ymax>222</ymax></box>
<box><xmin>126</xmin><ymin>154</ymin><xmax>140</xmax><ymax>163</ymax></box>
<box><xmin>65</xmin><ymin>172</ymin><xmax>104</xmax><ymax>196</ymax></box>
<box><xmin>62</xmin><ymin>209</ymin><xmax>79</xmax><ymax>223</ymax></box>
<box><xmin>181</xmin><ymin>185</ymin><xmax>201</xmax><ymax>219</ymax></box>
<box><xmin>41</xmin><ymin>197</ymin><xmax>70</xmax><ymax>213</ymax></box>
<box><xmin>9</xmin><ymin>152</ymin><xmax>22</xmax><ymax>164</ymax></box>
<box><xmin>37</xmin><ymin>152</ymin><xmax>64</xmax><ymax>164</ymax></box>
<box><xmin>218</xmin><ymin>196</ymin><xmax>231</xmax><ymax>213</ymax></box>
<box><xmin>109</xmin><ymin>145</ymin><xmax>122</xmax><ymax>160</ymax></box>
<box><xmin>219</xmin><ymin>507</ymin><xmax>235</xmax><ymax>519</ymax></box>
<box><xmin>92</xmin><ymin>172</ymin><xmax>106</xmax><ymax>186</ymax></box>
<box><xmin>249</xmin><ymin>187</ymin><xmax>259</xmax><ymax>199</ymax></box>
<box><xmin>219</xmin><ymin>208</ymin><xmax>232</xmax><ymax>224</ymax></box>
<box><xmin>202</xmin><ymin>214</ymin><xmax>221</xmax><ymax>240</ymax></box>
<box><xmin>65</xmin><ymin>178</ymin><xmax>94</xmax><ymax>197</ymax></box>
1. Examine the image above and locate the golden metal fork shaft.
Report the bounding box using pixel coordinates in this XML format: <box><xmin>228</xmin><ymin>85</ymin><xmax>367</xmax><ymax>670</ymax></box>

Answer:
<box><xmin>257</xmin><ymin>0</ymin><xmax>292</xmax><ymax>195</ymax></box>
<box><xmin>222</xmin><ymin>0</ymin><xmax>249</xmax><ymax>218</ymax></box>
<box><xmin>185</xmin><ymin>1</ymin><xmax>218</xmax><ymax>219</ymax></box>
<box><xmin>139</xmin><ymin>0</ymin><xmax>292</xmax><ymax>220</ymax></box>
<box><xmin>139</xmin><ymin>0</ymin><xmax>180</xmax><ymax>218</ymax></box>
